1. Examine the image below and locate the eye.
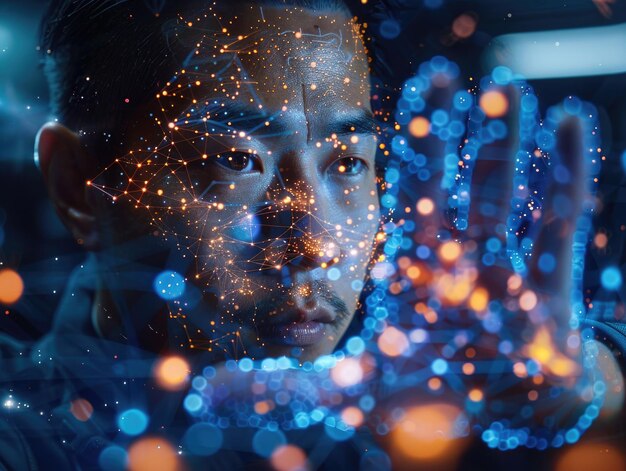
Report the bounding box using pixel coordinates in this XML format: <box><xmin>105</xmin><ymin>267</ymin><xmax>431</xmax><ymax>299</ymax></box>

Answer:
<box><xmin>214</xmin><ymin>151</ymin><xmax>262</xmax><ymax>173</ymax></box>
<box><xmin>328</xmin><ymin>157</ymin><xmax>367</xmax><ymax>176</ymax></box>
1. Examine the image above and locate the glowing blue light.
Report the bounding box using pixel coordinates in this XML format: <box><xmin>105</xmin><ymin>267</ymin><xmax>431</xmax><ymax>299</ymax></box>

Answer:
<box><xmin>327</xmin><ymin>267</ymin><xmax>341</xmax><ymax>281</ymax></box>
<box><xmin>346</xmin><ymin>336</ymin><xmax>366</xmax><ymax>356</ymax></box>
<box><xmin>431</xmin><ymin>109</ymin><xmax>449</xmax><ymax>127</ymax></box>
<box><xmin>621</xmin><ymin>150</ymin><xmax>626</xmax><ymax>173</ymax></box>
<box><xmin>184</xmin><ymin>394</ymin><xmax>203</xmax><ymax>413</ymax></box>
<box><xmin>252</xmin><ymin>429</ymin><xmax>286</xmax><ymax>457</ymax></box>
<box><xmin>431</xmin><ymin>358</ymin><xmax>448</xmax><ymax>375</ymax></box>
<box><xmin>538</xmin><ymin>253</ymin><xmax>556</xmax><ymax>273</ymax></box>
<box><xmin>492</xmin><ymin>66</ymin><xmax>513</xmax><ymax>85</ymax></box>
<box><xmin>453</xmin><ymin>90</ymin><xmax>473</xmax><ymax>111</ymax></box>
<box><xmin>153</xmin><ymin>270</ymin><xmax>185</xmax><ymax>300</ymax></box>
<box><xmin>324</xmin><ymin>417</ymin><xmax>354</xmax><ymax>441</ymax></box>
<box><xmin>486</xmin><ymin>237</ymin><xmax>502</xmax><ymax>253</ymax></box>
<box><xmin>238</xmin><ymin>357</ymin><xmax>253</xmax><ymax>372</ymax></box>
<box><xmin>117</xmin><ymin>409</ymin><xmax>148</xmax><ymax>436</ymax></box>
<box><xmin>424</xmin><ymin>0</ymin><xmax>444</xmax><ymax>10</ymax></box>
<box><xmin>183</xmin><ymin>423</ymin><xmax>223</xmax><ymax>456</ymax></box>
<box><xmin>385</xmin><ymin>167</ymin><xmax>400</xmax><ymax>184</ymax></box>
<box><xmin>379</xmin><ymin>19</ymin><xmax>401</xmax><ymax>39</ymax></box>
<box><xmin>601</xmin><ymin>266</ymin><xmax>622</xmax><ymax>291</ymax></box>
<box><xmin>98</xmin><ymin>446</ymin><xmax>127</xmax><ymax>471</ymax></box>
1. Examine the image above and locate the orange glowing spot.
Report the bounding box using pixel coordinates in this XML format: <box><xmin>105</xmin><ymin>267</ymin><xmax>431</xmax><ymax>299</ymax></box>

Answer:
<box><xmin>154</xmin><ymin>356</ymin><xmax>190</xmax><ymax>390</ymax></box>
<box><xmin>519</xmin><ymin>290</ymin><xmax>537</xmax><ymax>311</ymax></box>
<box><xmin>479</xmin><ymin>90</ymin><xmax>509</xmax><ymax>118</ymax></box>
<box><xmin>330</xmin><ymin>357</ymin><xmax>364</xmax><ymax>388</ymax></box>
<box><xmin>428</xmin><ymin>377</ymin><xmax>442</xmax><ymax>390</ymax></box>
<box><xmin>341</xmin><ymin>406</ymin><xmax>364</xmax><ymax>427</ymax></box>
<box><xmin>406</xmin><ymin>265</ymin><xmax>421</xmax><ymax>280</ymax></box>
<box><xmin>507</xmin><ymin>274</ymin><xmax>523</xmax><ymax>294</ymax></box>
<box><xmin>525</xmin><ymin>326</ymin><xmax>579</xmax><ymax>377</ymax></box>
<box><xmin>416</xmin><ymin>197</ymin><xmax>435</xmax><ymax>216</ymax></box>
<box><xmin>555</xmin><ymin>443</ymin><xmax>626</xmax><ymax>471</ymax></box>
<box><xmin>594</xmin><ymin>232</ymin><xmax>608</xmax><ymax>249</ymax></box>
<box><xmin>0</xmin><ymin>269</ymin><xmax>24</xmax><ymax>305</ymax></box>
<box><xmin>408</xmin><ymin>116</ymin><xmax>430</xmax><ymax>138</ymax></box>
<box><xmin>462</xmin><ymin>363</ymin><xmax>475</xmax><ymax>375</ymax></box>
<box><xmin>438</xmin><ymin>241</ymin><xmax>462</xmax><ymax>263</ymax></box>
<box><xmin>254</xmin><ymin>400</ymin><xmax>274</xmax><ymax>415</ymax></box>
<box><xmin>270</xmin><ymin>445</ymin><xmax>308</xmax><ymax>471</ymax></box>
<box><xmin>468</xmin><ymin>389</ymin><xmax>483</xmax><ymax>402</ymax></box>
<box><xmin>377</xmin><ymin>326</ymin><xmax>410</xmax><ymax>357</ymax></box>
<box><xmin>157</xmin><ymin>189</ymin><xmax>164</xmax><ymax>196</ymax></box>
<box><xmin>392</xmin><ymin>403</ymin><xmax>463</xmax><ymax>461</ymax></box>
<box><xmin>128</xmin><ymin>437</ymin><xmax>179</xmax><ymax>471</ymax></box>
<box><xmin>513</xmin><ymin>362</ymin><xmax>527</xmax><ymax>378</ymax></box>
<box><xmin>452</xmin><ymin>13</ymin><xmax>477</xmax><ymax>39</ymax></box>
<box><xmin>468</xmin><ymin>287</ymin><xmax>489</xmax><ymax>312</ymax></box>
<box><xmin>70</xmin><ymin>398</ymin><xmax>93</xmax><ymax>422</ymax></box>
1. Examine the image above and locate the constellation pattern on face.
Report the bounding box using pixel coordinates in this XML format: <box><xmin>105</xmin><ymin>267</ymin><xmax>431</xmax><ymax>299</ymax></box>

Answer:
<box><xmin>89</xmin><ymin>6</ymin><xmax>381</xmax><ymax>359</ymax></box>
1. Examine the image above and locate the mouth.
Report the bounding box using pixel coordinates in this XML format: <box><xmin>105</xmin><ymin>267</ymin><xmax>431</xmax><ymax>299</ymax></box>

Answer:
<box><xmin>258</xmin><ymin>308</ymin><xmax>335</xmax><ymax>347</ymax></box>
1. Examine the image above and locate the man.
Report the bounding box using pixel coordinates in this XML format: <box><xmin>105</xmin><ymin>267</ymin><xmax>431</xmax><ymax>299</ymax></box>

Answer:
<box><xmin>1</xmin><ymin>0</ymin><xmax>623</xmax><ymax>469</ymax></box>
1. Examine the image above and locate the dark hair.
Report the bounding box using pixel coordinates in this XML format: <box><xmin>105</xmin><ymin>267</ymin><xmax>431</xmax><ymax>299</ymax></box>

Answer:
<box><xmin>39</xmin><ymin>0</ymin><xmax>353</xmax><ymax>138</ymax></box>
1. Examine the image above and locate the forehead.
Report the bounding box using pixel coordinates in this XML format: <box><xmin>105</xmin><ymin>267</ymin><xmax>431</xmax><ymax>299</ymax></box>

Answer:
<box><xmin>170</xmin><ymin>4</ymin><xmax>370</xmax><ymax>113</ymax></box>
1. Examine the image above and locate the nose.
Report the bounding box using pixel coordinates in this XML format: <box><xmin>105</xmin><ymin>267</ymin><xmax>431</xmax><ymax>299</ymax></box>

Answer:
<box><xmin>259</xmin><ymin>206</ymin><xmax>341</xmax><ymax>270</ymax></box>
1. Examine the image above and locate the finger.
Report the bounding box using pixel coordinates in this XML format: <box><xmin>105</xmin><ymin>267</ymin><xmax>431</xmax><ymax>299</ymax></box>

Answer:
<box><xmin>528</xmin><ymin>114</ymin><xmax>587</xmax><ymax>317</ymax></box>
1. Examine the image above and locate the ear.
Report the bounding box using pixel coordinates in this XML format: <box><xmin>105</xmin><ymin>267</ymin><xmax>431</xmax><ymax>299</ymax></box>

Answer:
<box><xmin>35</xmin><ymin>122</ymin><xmax>100</xmax><ymax>250</ymax></box>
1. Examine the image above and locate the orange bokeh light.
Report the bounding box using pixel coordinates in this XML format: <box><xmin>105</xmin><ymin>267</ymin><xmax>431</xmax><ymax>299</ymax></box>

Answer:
<box><xmin>408</xmin><ymin>117</ymin><xmax>430</xmax><ymax>138</ymax></box>
<box><xmin>270</xmin><ymin>445</ymin><xmax>308</xmax><ymax>471</ymax></box>
<box><xmin>438</xmin><ymin>241</ymin><xmax>462</xmax><ymax>263</ymax></box>
<box><xmin>555</xmin><ymin>443</ymin><xmax>626</xmax><ymax>471</ymax></box>
<box><xmin>0</xmin><ymin>269</ymin><xmax>24</xmax><ymax>305</ymax></box>
<box><xmin>452</xmin><ymin>13</ymin><xmax>477</xmax><ymax>39</ymax></box>
<box><xmin>341</xmin><ymin>406</ymin><xmax>365</xmax><ymax>428</ymax></box>
<box><xmin>128</xmin><ymin>437</ymin><xmax>179</xmax><ymax>471</ymax></box>
<box><xmin>391</xmin><ymin>403</ymin><xmax>463</xmax><ymax>461</ymax></box>
<box><xmin>330</xmin><ymin>357</ymin><xmax>364</xmax><ymax>388</ymax></box>
<box><xmin>154</xmin><ymin>356</ymin><xmax>190</xmax><ymax>390</ymax></box>
<box><xmin>377</xmin><ymin>326</ymin><xmax>410</xmax><ymax>357</ymax></box>
<box><xmin>479</xmin><ymin>90</ymin><xmax>509</xmax><ymax>118</ymax></box>
<box><xmin>70</xmin><ymin>398</ymin><xmax>94</xmax><ymax>422</ymax></box>
<box><xmin>416</xmin><ymin>197</ymin><xmax>435</xmax><ymax>216</ymax></box>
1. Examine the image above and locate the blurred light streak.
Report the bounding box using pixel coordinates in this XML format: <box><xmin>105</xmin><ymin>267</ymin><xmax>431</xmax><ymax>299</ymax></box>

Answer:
<box><xmin>486</xmin><ymin>23</ymin><xmax>626</xmax><ymax>79</ymax></box>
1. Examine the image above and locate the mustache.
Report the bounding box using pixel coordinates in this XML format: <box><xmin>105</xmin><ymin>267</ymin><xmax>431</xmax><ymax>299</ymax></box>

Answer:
<box><xmin>250</xmin><ymin>280</ymin><xmax>352</xmax><ymax>326</ymax></box>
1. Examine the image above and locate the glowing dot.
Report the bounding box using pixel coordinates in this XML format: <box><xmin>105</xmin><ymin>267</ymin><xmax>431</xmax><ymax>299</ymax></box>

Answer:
<box><xmin>462</xmin><ymin>363</ymin><xmax>475</xmax><ymax>375</ymax></box>
<box><xmin>350</xmin><ymin>135</ymin><xmax>359</xmax><ymax>144</ymax></box>
<box><xmin>154</xmin><ymin>356</ymin><xmax>189</xmax><ymax>390</ymax></box>
<box><xmin>428</xmin><ymin>377</ymin><xmax>442</xmax><ymax>390</ymax></box>
<box><xmin>0</xmin><ymin>269</ymin><xmax>24</xmax><ymax>305</ymax></box>
<box><xmin>438</xmin><ymin>241</ymin><xmax>462</xmax><ymax>263</ymax></box>
<box><xmin>377</xmin><ymin>326</ymin><xmax>409</xmax><ymax>357</ymax></box>
<box><xmin>519</xmin><ymin>290</ymin><xmax>538</xmax><ymax>311</ymax></box>
<box><xmin>330</xmin><ymin>357</ymin><xmax>363</xmax><ymax>388</ymax></box>
<box><xmin>468</xmin><ymin>389</ymin><xmax>483</xmax><ymax>402</ymax></box>
<box><xmin>99</xmin><ymin>446</ymin><xmax>127</xmax><ymax>471</ymax></box>
<box><xmin>341</xmin><ymin>407</ymin><xmax>364</xmax><ymax>427</ymax></box>
<box><xmin>310</xmin><ymin>84</ymin><xmax>317</xmax><ymax>91</ymax></box>
<box><xmin>408</xmin><ymin>116</ymin><xmax>430</xmax><ymax>138</ymax></box>
<box><xmin>153</xmin><ymin>270</ymin><xmax>185</xmax><ymax>300</ymax></box>
<box><xmin>183</xmin><ymin>394</ymin><xmax>203</xmax><ymax>413</ymax></box>
<box><xmin>118</xmin><ymin>409</ymin><xmax>148</xmax><ymax>436</ymax></box>
<box><xmin>252</xmin><ymin>429</ymin><xmax>287</xmax><ymax>457</ymax></box>
<box><xmin>431</xmin><ymin>359</ymin><xmax>448</xmax><ymax>375</ymax></box>
<box><xmin>452</xmin><ymin>13</ymin><xmax>477</xmax><ymax>38</ymax></box>
<box><xmin>70</xmin><ymin>398</ymin><xmax>93</xmax><ymax>422</ymax></box>
<box><xmin>270</xmin><ymin>445</ymin><xmax>307</xmax><ymax>471</ymax></box>
<box><xmin>391</xmin><ymin>404</ymin><xmax>462</xmax><ymax>460</ymax></box>
<box><xmin>157</xmin><ymin>189</ymin><xmax>164</xmax><ymax>196</ymax></box>
<box><xmin>182</xmin><ymin>423</ymin><xmax>223</xmax><ymax>457</ymax></box>
<box><xmin>127</xmin><ymin>437</ymin><xmax>178</xmax><ymax>471</ymax></box>
<box><xmin>416</xmin><ymin>197</ymin><xmax>435</xmax><ymax>216</ymax></box>
<box><xmin>479</xmin><ymin>90</ymin><xmax>508</xmax><ymax>118</ymax></box>
<box><xmin>406</xmin><ymin>265</ymin><xmax>421</xmax><ymax>280</ymax></box>
<box><xmin>168</xmin><ymin>122</ymin><xmax>175</xmax><ymax>129</ymax></box>
<box><xmin>594</xmin><ymin>232</ymin><xmax>608</xmax><ymax>248</ymax></box>
<box><xmin>468</xmin><ymin>287</ymin><xmax>489</xmax><ymax>312</ymax></box>
<box><xmin>601</xmin><ymin>267</ymin><xmax>622</xmax><ymax>290</ymax></box>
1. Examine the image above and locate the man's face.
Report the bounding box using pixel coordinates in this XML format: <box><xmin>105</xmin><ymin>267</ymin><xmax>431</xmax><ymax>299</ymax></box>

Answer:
<box><xmin>96</xmin><ymin>4</ymin><xmax>380</xmax><ymax>362</ymax></box>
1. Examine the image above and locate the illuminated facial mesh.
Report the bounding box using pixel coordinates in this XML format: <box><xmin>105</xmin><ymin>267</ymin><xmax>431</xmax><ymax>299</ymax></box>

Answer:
<box><xmin>89</xmin><ymin>5</ymin><xmax>382</xmax><ymax>359</ymax></box>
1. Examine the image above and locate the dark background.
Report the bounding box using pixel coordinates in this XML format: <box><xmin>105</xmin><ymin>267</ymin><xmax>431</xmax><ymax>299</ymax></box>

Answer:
<box><xmin>1</xmin><ymin>1</ymin><xmax>626</xmax><ymax>469</ymax></box>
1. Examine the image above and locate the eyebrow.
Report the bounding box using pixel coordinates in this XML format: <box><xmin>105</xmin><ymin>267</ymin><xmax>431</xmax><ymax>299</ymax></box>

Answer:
<box><xmin>325</xmin><ymin>109</ymin><xmax>378</xmax><ymax>137</ymax></box>
<box><xmin>190</xmin><ymin>101</ymin><xmax>378</xmax><ymax>138</ymax></box>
